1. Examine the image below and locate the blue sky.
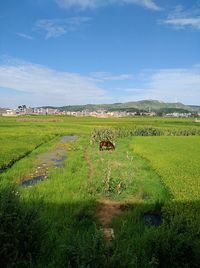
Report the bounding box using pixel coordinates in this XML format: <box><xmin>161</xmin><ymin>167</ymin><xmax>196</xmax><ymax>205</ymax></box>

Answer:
<box><xmin>0</xmin><ymin>0</ymin><xmax>200</xmax><ymax>107</ymax></box>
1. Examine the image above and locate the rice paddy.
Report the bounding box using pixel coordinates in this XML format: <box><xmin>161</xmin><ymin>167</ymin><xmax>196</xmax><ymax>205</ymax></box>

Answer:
<box><xmin>1</xmin><ymin>116</ymin><xmax>200</xmax><ymax>267</ymax></box>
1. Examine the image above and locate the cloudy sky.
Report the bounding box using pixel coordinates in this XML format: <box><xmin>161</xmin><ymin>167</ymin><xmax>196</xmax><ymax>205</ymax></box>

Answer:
<box><xmin>0</xmin><ymin>0</ymin><xmax>200</xmax><ymax>107</ymax></box>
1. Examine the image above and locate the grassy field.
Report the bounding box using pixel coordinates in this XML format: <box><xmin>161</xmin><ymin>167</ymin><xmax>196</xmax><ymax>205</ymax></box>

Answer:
<box><xmin>1</xmin><ymin>115</ymin><xmax>199</xmax><ymax>169</ymax></box>
<box><xmin>132</xmin><ymin>136</ymin><xmax>200</xmax><ymax>201</ymax></box>
<box><xmin>1</xmin><ymin>116</ymin><xmax>200</xmax><ymax>267</ymax></box>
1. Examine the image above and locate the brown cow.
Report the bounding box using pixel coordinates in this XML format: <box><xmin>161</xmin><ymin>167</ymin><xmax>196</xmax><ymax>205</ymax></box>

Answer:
<box><xmin>99</xmin><ymin>140</ymin><xmax>115</xmax><ymax>151</ymax></box>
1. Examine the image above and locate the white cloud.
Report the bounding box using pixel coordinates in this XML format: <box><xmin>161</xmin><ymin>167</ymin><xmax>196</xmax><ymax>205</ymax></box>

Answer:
<box><xmin>148</xmin><ymin>68</ymin><xmax>200</xmax><ymax>101</ymax></box>
<box><xmin>163</xmin><ymin>18</ymin><xmax>200</xmax><ymax>30</ymax></box>
<box><xmin>55</xmin><ymin>0</ymin><xmax>161</xmax><ymax>11</ymax></box>
<box><xmin>123</xmin><ymin>0</ymin><xmax>161</xmax><ymax>11</ymax></box>
<box><xmin>35</xmin><ymin>17</ymin><xmax>91</xmax><ymax>39</ymax></box>
<box><xmin>90</xmin><ymin>72</ymin><xmax>134</xmax><ymax>81</ymax></box>
<box><xmin>124</xmin><ymin>88</ymin><xmax>147</xmax><ymax>93</ymax></box>
<box><xmin>121</xmin><ymin>66</ymin><xmax>200</xmax><ymax>104</ymax></box>
<box><xmin>0</xmin><ymin>59</ymin><xmax>107</xmax><ymax>106</ymax></box>
<box><xmin>162</xmin><ymin>5</ymin><xmax>200</xmax><ymax>30</ymax></box>
<box><xmin>16</xmin><ymin>33</ymin><xmax>33</xmax><ymax>40</ymax></box>
<box><xmin>1</xmin><ymin>57</ymin><xmax>200</xmax><ymax>107</ymax></box>
<box><xmin>56</xmin><ymin>0</ymin><xmax>98</xmax><ymax>9</ymax></box>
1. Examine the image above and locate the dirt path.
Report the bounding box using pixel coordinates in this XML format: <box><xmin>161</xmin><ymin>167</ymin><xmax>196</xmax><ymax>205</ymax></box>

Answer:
<box><xmin>85</xmin><ymin>149</ymin><xmax>131</xmax><ymax>242</ymax></box>
<box><xmin>97</xmin><ymin>198</ymin><xmax>129</xmax><ymax>242</ymax></box>
<box><xmin>84</xmin><ymin>150</ymin><xmax>95</xmax><ymax>181</ymax></box>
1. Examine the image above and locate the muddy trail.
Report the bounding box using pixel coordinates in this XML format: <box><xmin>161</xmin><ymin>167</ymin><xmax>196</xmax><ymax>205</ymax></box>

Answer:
<box><xmin>89</xmin><ymin>152</ymin><xmax>162</xmax><ymax>242</ymax></box>
<box><xmin>97</xmin><ymin>200</ymin><xmax>162</xmax><ymax>243</ymax></box>
<box><xmin>97</xmin><ymin>198</ymin><xmax>131</xmax><ymax>242</ymax></box>
<box><xmin>21</xmin><ymin>135</ymin><xmax>77</xmax><ymax>187</ymax></box>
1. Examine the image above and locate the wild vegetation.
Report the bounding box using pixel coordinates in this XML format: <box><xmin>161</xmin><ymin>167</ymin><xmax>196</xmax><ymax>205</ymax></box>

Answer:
<box><xmin>91</xmin><ymin>127</ymin><xmax>200</xmax><ymax>142</ymax></box>
<box><xmin>1</xmin><ymin>116</ymin><xmax>200</xmax><ymax>267</ymax></box>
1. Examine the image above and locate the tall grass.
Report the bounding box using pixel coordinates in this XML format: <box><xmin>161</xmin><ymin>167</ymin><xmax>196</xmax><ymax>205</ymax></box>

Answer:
<box><xmin>0</xmin><ymin>183</ymin><xmax>45</xmax><ymax>268</ymax></box>
<box><xmin>91</xmin><ymin>127</ymin><xmax>200</xmax><ymax>143</ymax></box>
<box><xmin>87</xmin><ymin>138</ymin><xmax>169</xmax><ymax>202</ymax></box>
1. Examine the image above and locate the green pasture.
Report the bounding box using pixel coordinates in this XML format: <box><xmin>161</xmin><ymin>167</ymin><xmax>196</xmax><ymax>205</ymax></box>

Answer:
<box><xmin>132</xmin><ymin>136</ymin><xmax>200</xmax><ymax>201</ymax></box>
<box><xmin>1</xmin><ymin>116</ymin><xmax>200</xmax><ymax>267</ymax></box>
<box><xmin>0</xmin><ymin>115</ymin><xmax>199</xmax><ymax>170</ymax></box>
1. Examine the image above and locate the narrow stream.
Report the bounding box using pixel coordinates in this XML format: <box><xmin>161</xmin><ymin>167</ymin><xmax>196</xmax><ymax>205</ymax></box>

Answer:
<box><xmin>143</xmin><ymin>211</ymin><xmax>162</xmax><ymax>226</ymax></box>
<box><xmin>21</xmin><ymin>135</ymin><xmax>77</xmax><ymax>187</ymax></box>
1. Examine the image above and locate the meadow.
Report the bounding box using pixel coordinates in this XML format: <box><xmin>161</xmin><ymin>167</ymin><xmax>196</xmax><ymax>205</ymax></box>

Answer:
<box><xmin>132</xmin><ymin>136</ymin><xmax>200</xmax><ymax>201</ymax></box>
<box><xmin>1</xmin><ymin>115</ymin><xmax>200</xmax><ymax>267</ymax></box>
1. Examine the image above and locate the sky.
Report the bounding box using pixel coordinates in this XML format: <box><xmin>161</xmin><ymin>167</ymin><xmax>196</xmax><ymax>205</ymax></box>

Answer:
<box><xmin>0</xmin><ymin>0</ymin><xmax>200</xmax><ymax>107</ymax></box>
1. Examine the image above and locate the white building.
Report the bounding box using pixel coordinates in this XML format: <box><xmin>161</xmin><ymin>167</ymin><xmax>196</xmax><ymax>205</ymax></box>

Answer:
<box><xmin>2</xmin><ymin>109</ymin><xmax>17</xmax><ymax>116</ymax></box>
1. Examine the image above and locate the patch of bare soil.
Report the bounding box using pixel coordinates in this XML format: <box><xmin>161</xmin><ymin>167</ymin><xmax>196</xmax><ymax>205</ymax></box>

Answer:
<box><xmin>85</xmin><ymin>153</ymin><xmax>130</xmax><ymax>241</ymax></box>
<box><xmin>97</xmin><ymin>198</ymin><xmax>130</xmax><ymax>242</ymax></box>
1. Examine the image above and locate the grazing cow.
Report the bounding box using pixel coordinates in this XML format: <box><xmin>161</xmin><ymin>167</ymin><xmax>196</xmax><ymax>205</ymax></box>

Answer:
<box><xmin>99</xmin><ymin>140</ymin><xmax>115</xmax><ymax>151</ymax></box>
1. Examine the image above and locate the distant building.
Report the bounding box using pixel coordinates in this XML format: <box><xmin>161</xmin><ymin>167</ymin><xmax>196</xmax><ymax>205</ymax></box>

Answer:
<box><xmin>33</xmin><ymin>108</ymin><xmax>47</xmax><ymax>115</ymax></box>
<box><xmin>25</xmin><ymin>107</ymin><xmax>34</xmax><ymax>115</ymax></box>
<box><xmin>46</xmin><ymin>108</ymin><xmax>58</xmax><ymax>115</ymax></box>
<box><xmin>194</xmin><ymin>118</ymin><xmax>200</xmax><ymax>123</ymax></box>
<box><xmin>2</xmin><ymin>109</ymin><xmax>17</xmax><ymax>116</ymax></box>
<box><xmin>0</xmin><ymin>108</ymin><xmax>7</xmax><ymax>115</ymax></box>
<box><xmin>165</xmin><ymin>112</ymin><xmax>192</xmax><ymax>118</ymax></box>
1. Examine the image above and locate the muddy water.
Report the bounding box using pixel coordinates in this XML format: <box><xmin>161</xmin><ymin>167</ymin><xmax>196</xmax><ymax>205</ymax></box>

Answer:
<box><xmin>21</xmin><ymin>175</ymin><xmax>47</xmax><ymax>186</ymax></box>
<box><xmin>21</xmin><ymin>135</ymin><xmax>76</xmax><ymax>187</ymax></box>
<box><xmin>60</xmin><ymin>136</ymin><xmax>76</xmax><ymax>142</ymax></box>
<box><xmin>143</xmin><ymin>211</ymin><xmax>162</xmax><ymax>226</ymax></box>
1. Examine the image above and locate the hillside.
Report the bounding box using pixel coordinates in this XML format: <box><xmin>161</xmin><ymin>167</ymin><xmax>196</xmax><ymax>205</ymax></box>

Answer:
<box><xmin>42</xmin><ymin>100</ymin><xmax>199</xmax><ymax>113</ymax></box>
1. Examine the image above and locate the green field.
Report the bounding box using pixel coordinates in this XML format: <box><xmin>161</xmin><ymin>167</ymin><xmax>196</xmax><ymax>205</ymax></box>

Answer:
<box><xmin>1</xmin><ymin>116</ymin><xmax>200</xmax><ymax>268</ymax></box>
<box><xmin>132</xmin><ymin>136</ymin><xmax>200</xmax><ymax>201</ymax></box>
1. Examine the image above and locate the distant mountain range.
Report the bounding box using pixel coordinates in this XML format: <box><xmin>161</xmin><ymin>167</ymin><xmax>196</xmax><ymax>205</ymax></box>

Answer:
<box><xmin>42</xmin><ymin>100</ymin><xmax>200</xmax><ymax>113</ymax></box>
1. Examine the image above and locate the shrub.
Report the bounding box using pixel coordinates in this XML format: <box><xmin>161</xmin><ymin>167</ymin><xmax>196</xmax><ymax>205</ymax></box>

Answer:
<box><xmin>0</xmin><ymin>184</ymin><xmax>45</xmax><ymax>268</ymax></box>
<box><xmin>90</xmin><ymin>128</ymin><xmax>116</xmax><ymax>144</ymax></box>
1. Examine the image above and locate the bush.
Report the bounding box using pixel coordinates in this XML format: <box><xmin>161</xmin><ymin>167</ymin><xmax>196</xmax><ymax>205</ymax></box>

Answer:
<box><xmin>146</xmin><ymin>211</ymin><xmax>200</xmax><ymax>268</ymax></box>
<box><xmin>90</xmin><ymin>128</ymin><xmax>116</xmax><ymax>144</ymax></box>
<box><xmin>0</xmin><ymin>184</ymin><xmax>45</xmax><ymax>268</ymax></box>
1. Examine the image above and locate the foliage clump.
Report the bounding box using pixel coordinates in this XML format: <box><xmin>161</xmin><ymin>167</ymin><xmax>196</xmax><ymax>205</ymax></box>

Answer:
<box><xmin>90</xmin><ymin>128</ymin><xmax>116</xmax><ymax>144</ymax></box>
<box><xmin>91</xmin><ymin>127</ymin><xmax>200</xmax><ymax>143</ymax></box>
<box><xmin>0</xmin><ymin>184</ymin><xmax>45</xmax><ymax>268</ymax></box>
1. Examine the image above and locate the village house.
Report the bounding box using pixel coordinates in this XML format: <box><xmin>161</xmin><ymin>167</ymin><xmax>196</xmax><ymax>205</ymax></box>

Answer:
<box><xmin>0</xmin><ymin>108</ymin><xmax>7</xmax><ymax>115</ymax></box>
<box><xmin>165</xmin><ymin>112</ymin><xmax>192</xmax><ymax>118</ymax></box>
<box><xmin>194</xmin><ymin>118</ymin><xmax>200</xmax><ymax>123</ymax></box>
<box><xmin>2</xmin><ymin>109</ymin><xmax>17</xmax><ymax>116</ymax></box>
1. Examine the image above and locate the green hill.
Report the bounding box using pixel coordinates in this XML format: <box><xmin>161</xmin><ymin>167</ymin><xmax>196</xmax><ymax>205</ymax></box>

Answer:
<box><xmin>43</xmin><ymin>100</ymin><xmax>199</xmax><ymax>113</ymax></box>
